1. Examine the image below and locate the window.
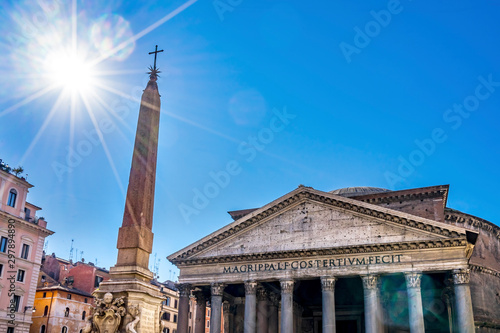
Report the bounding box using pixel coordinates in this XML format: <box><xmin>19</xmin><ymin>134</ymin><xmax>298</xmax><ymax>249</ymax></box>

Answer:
<box><xmin>21</xmin><ymin>244</ymin><xmax>29</xmax><ymax>259</ymax></box>
<box><xmin>40</xmin><ymin>325</ymin><xmax>46</xmax><ymax>333</ymax></box>
<box><xmin>44</xmin><ymin>306</ymin><xmax>48</xmax><ymax>316</ymax></box>
<box><xmin>64</xmin><ymin>307</ymin><xmax>70</xmax><ymax>317</ymax></box>
<box><xmin>17</xmin><ymin>269</ymin><xmax>25</xmax><ymax>282</ymax></box>
<box><xmin>0</xmin><ymin>263</ymin><xmax>3</xmax><ymax>277</ymax></box>
<box><xmin>174</xmin><ymin>299</ymin><xmax>178</xmax><ymax>308</ymax></box>
<box><xmin>94</xmin><ymin>275</ymin><xmax>104</xmax><ymax>288</ymax></box>
<box><xmin>67</xmin><ymin>294</ymin><xmax>72</xmax><ymax>300</ymax></box>
<box><xmin>165</xmin><ymin>297</ymin><xmax>171</xmax><ymax>306</ymax></box>
<box><xmin>24</xmin><ymin>207</ymin><xmax>31</xmax><ymax>220</ymax></box>
<box><xmin>207</xmin><ymin>320</ymin><xmax>210</xmax><ymax>328</ymax></box>
<box><xmin>8</xmin><ymin>189</ymin><xmax>17</xmax><ymax>207</ymax></box>
<box><xmin>164</xmin><ymin>312</ymin><xmax>171</xmax><ymax>321</ymax></box>
<box><xmin>82</xmin><ymin>311</ymin><xmax>86</xmax><ymax>320</ymax></box>
<box><xmin>13</xmin><ymin>295</ymin><xmax>21</xmax><ymax>312</ymax></box>
<box><xmin>7</xmin><ymin>328</ymin><xmax>15</xmax><ymax>333</ymax></box>
<box><xmin>84</xmin><ymin>298</ymin><xmax>88</xmax><ymax>303</ymax></box>
<box><xmin>43</xmin><ymin>292</ymin><xmax>47</xmax><ymax>298</ymax></box>
<box><xmin>61</xmin><ymin>327</ymin><xmax>68</xmax><ymax>333</ymax></box>
<box><xmin>0</xmin><ymin>236</ymin><xmax>7</xmax><ymax>252</ymax></box>
<box><xmin>173</xmin><ymin>314</ymin><xmax>177</xmax><ymax>323</ymax></box>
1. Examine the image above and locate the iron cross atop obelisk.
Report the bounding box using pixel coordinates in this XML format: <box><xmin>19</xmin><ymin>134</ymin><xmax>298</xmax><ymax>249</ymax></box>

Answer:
<box><xmin>148</xmin><ymin>45</ymin><xmax>164</xmax><ymax>71</ymax></box>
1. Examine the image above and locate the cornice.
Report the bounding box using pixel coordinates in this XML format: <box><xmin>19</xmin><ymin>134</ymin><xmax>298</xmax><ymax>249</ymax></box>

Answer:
<box><xmin>0</xmin><ymin>211</ymin><xmax>54</xmax><ymax>236</ymax></box>
<box><xmin>445</xmin><ymin>209</ymin><xmax>500</xmax><ymax>240</ymax></box>
<box><xmin>172</xmin><ymin>238</ymin><xmax>468</xmax><ymax>266</ymax></box>
<box><xmin>470</xmin><ymin>264</ymin><xmax>500</xmax><ymax>279</ymax></box>
<box><xmin>356</xmin><ymin>187</ymin><xmax>448</xmax><ymax>208</ymax></box>
<box><xmin>169</xmin><ymin>188</ymin><xmax>467</xmax><ymax>263</ymax></box>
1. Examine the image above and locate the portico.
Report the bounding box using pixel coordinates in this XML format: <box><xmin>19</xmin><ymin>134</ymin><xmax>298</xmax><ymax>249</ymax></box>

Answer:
<box><xmin>168</xmin><ymin>186</ymin><xmax>478</xmax><ymax>333</ymax></box>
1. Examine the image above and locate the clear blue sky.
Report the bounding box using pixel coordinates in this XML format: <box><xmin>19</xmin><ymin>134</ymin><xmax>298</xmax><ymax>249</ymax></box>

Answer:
<box><xmin>1</xmin><ymin>0</ymin><xmax>499</xmax><ymax>281</ymax></box>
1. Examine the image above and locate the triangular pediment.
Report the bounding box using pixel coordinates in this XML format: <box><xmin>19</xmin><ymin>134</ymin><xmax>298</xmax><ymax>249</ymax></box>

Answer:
<box><xmin>168</xmin><ymin>187</ymin><xmax>469</xmax><ymax>264</ymax></box>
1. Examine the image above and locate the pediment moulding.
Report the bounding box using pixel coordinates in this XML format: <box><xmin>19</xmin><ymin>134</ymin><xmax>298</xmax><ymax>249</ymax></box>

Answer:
<box><xmin>169</xmin><ymin>187</ymin><xmax>470</xmax><ymax>264</ymax></box>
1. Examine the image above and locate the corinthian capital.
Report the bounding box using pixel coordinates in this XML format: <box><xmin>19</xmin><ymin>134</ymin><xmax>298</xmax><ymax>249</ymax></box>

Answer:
<box><xmin>361</xmin><ymin>275</ymin><xmax>379</xmax><ymax>290</ymax></box>
<box><xmin>452</xmin><ymin>269</ymin><xmax>470</xmax><ymax>285</ymax></box>
<box><xmin>176</xmin><ymin>283</ymin><xmax>192</xmax><ymax>297</ymax></box>
<box><xmin>244</xmin><ymin>280</ymin><xmax>258</xmax><ymax>295</ymax></box>
<box><xmin>404</xmin><ymin>272</ymin><xmax>422</xmax><ymax>289</ymax></box>
<box><xmin>211</xmin><ymin>283</ymin><xmax>226</xmax><ymax>296</ymax></box>
<box><xmin>280</xmin><ymin>279</ymin><xmax>294</xmax><ymax>294</ymax></box>
<box><xmin>320</xmin><ymin>277</ymin><xmax>337</xmax><ymax>292</ymax></box>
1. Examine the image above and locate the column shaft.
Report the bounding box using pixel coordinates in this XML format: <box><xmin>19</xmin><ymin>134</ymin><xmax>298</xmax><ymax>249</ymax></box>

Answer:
<box><xmin>244</xmin><ymin>281</ymin><xmax>258</xmax><ymax>333</ymax></box>
<box><xmin>257</xmin><ymin>288</ymin><xmax>269</xmax><ymax>332</ymax></box>
<box><xmin>193</xmin><ymin>291</ymin><xmax>207</xmax><ymax>333</ymax></box>
<box><xmin>177</xmin><ymin>284</ymin><xmax>192</xmax><ymax>333</ymax></box>
<box><xmin>210</xmin><ymin>283</ymin><xmax>225</xmax><ymax>333</ymax></box>
<box><xmin>405</xmin><ymin>272</ymin><xmax>425</xmax><ymax>333</ymax></box>
<box><xmin>321</xmin><ymin>277</ymin><xmax>337</xmax><ymax>333</ymax></box>
<box><xmin>280</xmin><ymin>280</ymin><xmax>294</xmax><ymax>333</ymax></box>
<box><xmin>452</xmin><ymin>269</ymin><xmax>475</xmax><ymax>333</ymax></box>
<box><xmin>268</xmin><ymin>293</ymin><xmax>279</xmax><ymax>333</ymax></box>
<box><xmin>362</xmin><ymin>275</ymin><xmax>382</xmax><ymax>333</ymax></box>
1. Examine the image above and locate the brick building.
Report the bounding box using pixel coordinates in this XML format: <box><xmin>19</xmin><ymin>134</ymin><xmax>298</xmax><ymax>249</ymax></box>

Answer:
<box><xmin>41</xmin><ymin>253</ymin><xmax>110</xmax><ymax>295</ymax></box>
<box><xmin>0</xmin><ymin>161</ymin><xmax>54</xmax><ymax>333</ymax></box>
<box><xmin>30</xmin><ymin>273</ymin><xmax>92</xmax><ymax>333</ymax></box>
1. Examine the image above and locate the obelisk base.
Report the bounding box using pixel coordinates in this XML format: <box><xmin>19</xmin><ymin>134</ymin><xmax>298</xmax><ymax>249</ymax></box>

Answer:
<box><xmin>93</xmin><ymin>274</ymin><xmax>164</xmax><ymax>333</ymax></box>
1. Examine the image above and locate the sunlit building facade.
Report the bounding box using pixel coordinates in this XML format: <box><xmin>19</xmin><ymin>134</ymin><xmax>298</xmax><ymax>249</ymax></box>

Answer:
<box><xmin>169</xmin><ymin>185</ymin><xmax>500</xmax><ymax>333</ymax></box>
<box><xmin>0</xmin><ymin>163</ymin><xmax>54</xmax><ymax>333</ymax></box>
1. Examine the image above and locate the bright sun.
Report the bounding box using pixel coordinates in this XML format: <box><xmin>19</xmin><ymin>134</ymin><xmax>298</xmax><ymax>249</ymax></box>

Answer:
<box><xmin>44</xmin><ymin>49</ymin><xmax>96</xmax><ymax>95</ymax></box>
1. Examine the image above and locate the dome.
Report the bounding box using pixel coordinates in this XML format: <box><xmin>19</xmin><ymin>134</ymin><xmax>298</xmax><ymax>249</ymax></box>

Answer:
<box><xmin>330</xmin><ymin>186</ymin><xmax>391</xmax><ymax>197</ymax></box>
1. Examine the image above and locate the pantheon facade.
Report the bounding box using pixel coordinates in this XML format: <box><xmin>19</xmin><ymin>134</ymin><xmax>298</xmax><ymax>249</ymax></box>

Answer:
<box><xmin>168</xmin><ymin>185</ymin><xmax>500</xmax><ymax>333</ymax></box>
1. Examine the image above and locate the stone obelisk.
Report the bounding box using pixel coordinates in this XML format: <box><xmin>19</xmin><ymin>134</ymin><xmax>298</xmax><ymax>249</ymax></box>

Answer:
<box><xmin>92</xmin><ymin>46</ymin><xmax>165</xmax><ymax>333</ymax></box>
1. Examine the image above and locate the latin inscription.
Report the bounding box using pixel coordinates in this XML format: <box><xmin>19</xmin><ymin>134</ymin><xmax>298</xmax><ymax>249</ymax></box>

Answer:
<box><xmin>140</xmin><ymin>307</ymin><xmax>155</xmax><ymax>329</ymax></box>
<box><xmin>222</xmin><ymin>254</ymin><xmax>403</xmax><ymax>274</ymax></box>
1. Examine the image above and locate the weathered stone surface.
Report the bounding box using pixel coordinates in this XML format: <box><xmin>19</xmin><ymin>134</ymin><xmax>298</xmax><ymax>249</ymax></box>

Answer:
<box><xmin>196</xmin><ymin>201</ymin><xmax>446</xmax><ymax>259</ymax></box>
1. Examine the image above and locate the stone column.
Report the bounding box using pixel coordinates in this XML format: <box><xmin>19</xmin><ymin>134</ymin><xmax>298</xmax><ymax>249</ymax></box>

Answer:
<box><xmin>280</xmin><ymin>280</ymin><xmax>294</xmax><ymax>333</ymax></box>
<box><xmin>177</xmin><ymin>284</ymin><xmax>192</xmax><ymax>333</ymax></box>
<box><xmin>404</xmin><ymin>272</ymin><xmax>425</xmax><ymax>333</ymax></box>
<box><xmin>321</xmin><ymin>276</ymin><xmax>337</xmax><ymax>333</ymax></box>
<box><xmin>362</xmin><ymin>275</ymin><xmax>382</xmax><ymax>333</ymax></box>
<box><xmin>441</xmin><ymin>286</ymin><xmax>453</xmax><ymax>333</ymax></box>
<box><xmin>452</xmin><ymin>269</ymin><xmax>475</xmax><ymax>333</ymax></box>
<box><xmin>193</xmin><ymin>290</ymin><xmax>207</xmax><ymax>333</ymax></box>
<box><xmin>268</xmin><ymin>293</ymin><xmax>280</xmax><ymax>333</ymax></box>
<box><xmin>257</xmin><ymin>288</ymin><xmax>269</xmax><ymax>332</ymax></box>
<box><xmin>223</xmin><ymin>301</ymin><xmax>231</xmax><ymax>333</ymax></box>
<box><xmin>244</xmin><ymin>281</ymin><xmax>258</xmax><ymax>333</ymax></box>
<box><xmin>211</xmin><ymin>283</ymin><xmax>225</xmax><ymax>333</ymax></box>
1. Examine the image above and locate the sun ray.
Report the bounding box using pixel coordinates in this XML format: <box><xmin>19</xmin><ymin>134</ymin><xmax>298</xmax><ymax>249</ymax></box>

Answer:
<box><xmin>90</xmin><ymin>0</ymin><xmax>199</xmax><ymax>67</ymax></box>
<box><xmin>93</xmin><ymin>80</ymin><xmax>242</xmax><ymax>144</ymax></box>
<box><xmin>72</xmin><ymin>0</ymin><xmax>77</xmax><ymax>54</ymax></box>
<box><xmin>87</xmin><ymin>90</ymin><xmax>135</xmax><ymax>135</ymax></box>
<box><xmin>17</xmin><ymin>91</ymin><xmax>66</xmax><ymax>165</ymax></box>
<box><xmin>80</xmin><ymin>92</ymin><xmax>126</xmax><ymax>196</ymax></box>
<box><xmin>95</xmin><ymin>69</ymin><xmax>149</xmax><ymax>77</ymax></box>
<box><xmin>0</xmin><ymin>84</ymin><xmax>58</xmax><ymax>118</ymax></box>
